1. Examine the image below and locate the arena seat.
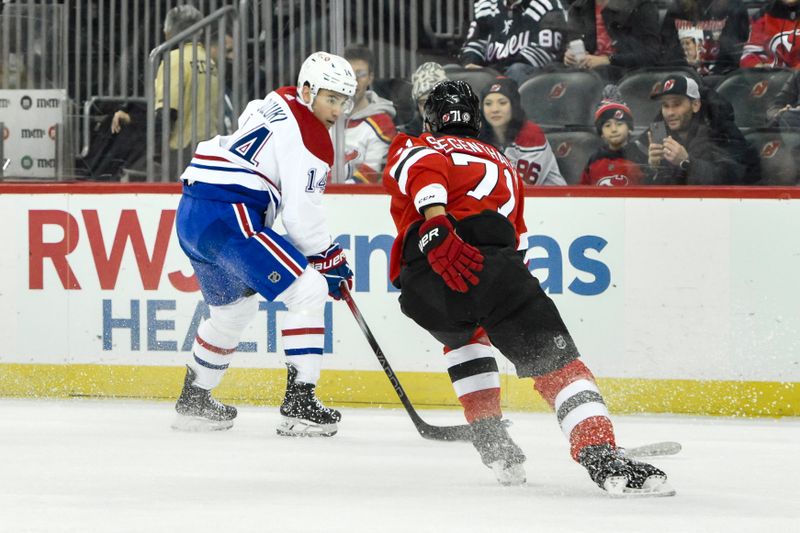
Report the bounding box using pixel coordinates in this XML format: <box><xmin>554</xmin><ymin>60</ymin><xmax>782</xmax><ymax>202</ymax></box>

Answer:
<box><xmin>442</xmin><ymin>65</ymin><xmax>502</xmax><ymax>97</ymax></box>
<box><xmin>745</xmin><ymin>129</ymin><xmax>800</xmax><ymax>185</ymax></box>
<box><xmin>617</xmin><ymin>68</ymin><xmax>700</xmax><ymax>131</ymax></box>
<box><xmin>518</xmin><ymin>70</ymin><xmax>603</xmax><ymax>130</ymax></box>
<box><xmin>715</xmin><ymin>69</ymin><xmax>793</xmax><ymax>131</ymax></box>
<box><xmin>544</xmin><ymin>129</ymin><xmax>602</xmax><ymax>184</ymax></box>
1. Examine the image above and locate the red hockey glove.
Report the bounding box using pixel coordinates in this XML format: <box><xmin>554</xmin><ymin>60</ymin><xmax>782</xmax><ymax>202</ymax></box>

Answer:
<box><xmin>307</xmin><ymin>243</ymin><xmax>353</xmax><ymax>300</ymax></box>
<box><xmin>418</xmin><ymin>215</ymin><xmax>484</xmax><ymax>293</ymax></box>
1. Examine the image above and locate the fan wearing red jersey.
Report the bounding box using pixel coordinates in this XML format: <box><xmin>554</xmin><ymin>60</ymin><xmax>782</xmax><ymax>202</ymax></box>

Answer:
<box><xmin>382</xmin><ymin>80</ymin><xmax>674</xmax><ymax>496</ymax></box>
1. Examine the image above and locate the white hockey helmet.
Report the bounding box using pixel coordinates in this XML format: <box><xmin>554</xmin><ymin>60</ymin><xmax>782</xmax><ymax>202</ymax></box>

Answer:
<box><xmin>297</xmin><ymin>51</ymin><xmax>357</xmax><ymax>112</ymax></box>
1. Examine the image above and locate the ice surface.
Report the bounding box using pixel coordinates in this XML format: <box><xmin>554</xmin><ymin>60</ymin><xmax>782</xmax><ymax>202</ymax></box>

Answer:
<box><xmin>1</xmin><ymin>399</ymin><xmax>798</xmax><ymax>533</ymax></box>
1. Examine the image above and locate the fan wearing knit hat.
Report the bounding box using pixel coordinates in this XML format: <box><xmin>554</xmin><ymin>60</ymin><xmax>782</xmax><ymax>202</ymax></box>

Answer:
<box><xmin>580</xmin><ymin>85</ymin><xmax>647</xmax><ymax>186</ymax></box>
<box><xmin>477</xmin><ymin>76</ymin><xmax>565</xmax><ymax>186</ymax></box>
<box><xmin>398</xmin><ymin>62</ymin><xmax>449</xmax><ymax>137</ymax></box>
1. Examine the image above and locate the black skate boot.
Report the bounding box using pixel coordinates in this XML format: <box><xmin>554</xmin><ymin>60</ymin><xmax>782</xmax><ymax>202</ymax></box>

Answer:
<box><xmin>276</xmin><ymin>364</ymin><xmax>340</xmax><ymax>437</ymax></box>
<box><xmin>470</xmin><ymin>417</ymin><xmax>526</xmax><ymax>486</ymax></box>
<box><xmin>171</xmin><ymin>366</ymin><xmax>237</xmax><ymax>432</ymax></box>
<box><xmin>578</xmin><ymin>443</ymin><xmax>676</xmax><ymax>497</ymax></box>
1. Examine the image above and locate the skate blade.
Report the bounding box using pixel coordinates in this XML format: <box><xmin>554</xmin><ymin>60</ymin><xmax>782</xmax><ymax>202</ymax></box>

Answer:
<box><xmin>602</xmin><ymin>475</ymin><xmax>676</xmax><ymax>498</ymax></box>
<box><xmin>488</xmin><ymin>460</ymin><xmax>526</xmax><ymax>486</ymax></box>
<box><xmin>276</xmin><ymin>416</ymin><xmax>337</xmax><ymax>437</ymax></box>
<box><xmin>171</xmin><ymin>414</ymin><xmax>234</xmax><ymax>432</ymax></box>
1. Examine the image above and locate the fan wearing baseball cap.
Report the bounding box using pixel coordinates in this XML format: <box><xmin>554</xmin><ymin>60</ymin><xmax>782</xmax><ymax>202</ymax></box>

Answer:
<box><xmin>645</xmin><ymin>75</ymin><xmax>758</xmax><ymax>185</ymax></box>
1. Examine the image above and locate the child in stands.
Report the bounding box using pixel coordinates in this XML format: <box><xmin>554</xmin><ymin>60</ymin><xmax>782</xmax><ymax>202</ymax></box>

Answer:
<box><xmin>581</xmin><ymin>87</ymin><xmax>647</xmax><ymax>186</ymax></box>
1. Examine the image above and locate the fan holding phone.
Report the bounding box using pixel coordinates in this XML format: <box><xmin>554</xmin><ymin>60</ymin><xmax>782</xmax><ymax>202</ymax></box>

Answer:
<box><xmin>644</xmin><ymin>75</ymin><xmax>760</xmax><ymax>184</ymax></box>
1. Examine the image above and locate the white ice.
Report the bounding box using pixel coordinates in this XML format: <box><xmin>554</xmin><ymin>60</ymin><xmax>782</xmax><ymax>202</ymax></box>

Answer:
<box><xmin>1</xmin><ymin>399</ymin><xmax>798</xmax><ymax>533</ymax></box>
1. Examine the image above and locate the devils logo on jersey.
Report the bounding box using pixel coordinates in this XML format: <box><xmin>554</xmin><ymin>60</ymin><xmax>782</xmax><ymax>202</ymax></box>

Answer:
<box><xmin>768</xmin><ymin>30</ymin><xmax>800</xmax><ymax>67</ymax></box>
<box><xmin>596</xmin><ymin>175</ymin><xmax>630</xmax><ymax>186</ymax></box>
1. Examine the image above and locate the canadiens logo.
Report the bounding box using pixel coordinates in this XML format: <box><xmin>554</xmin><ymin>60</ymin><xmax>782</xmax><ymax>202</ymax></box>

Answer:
<box><xmin>549</xmin><ymin>82</ymin><xmax>566</xmax><ymax>99</ymax></box>
<box><xmin>751</xmin><ymin>80</ymin><xmax>769</xmax><ymax>98</ymax></box>
<box><xmin>761</xmin><ymin>140</ymin><xmax>781</xmax><ymax>159</ymax></box>
<box><xmin>556</xmin><ymin>142</ymin><xmax>572</xmax><ymax>157</ymax></box>
<box><xmin>663</xmin><ymin>79</ymin><xmax>675</xmax><ymax>92</ymax></box>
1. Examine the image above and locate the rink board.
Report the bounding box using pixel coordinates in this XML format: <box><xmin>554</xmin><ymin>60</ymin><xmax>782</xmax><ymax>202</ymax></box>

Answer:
<box><xmin>0</xmin><ymin>184</ymin><xmax>798</xmax><ymax>416</ymax></box>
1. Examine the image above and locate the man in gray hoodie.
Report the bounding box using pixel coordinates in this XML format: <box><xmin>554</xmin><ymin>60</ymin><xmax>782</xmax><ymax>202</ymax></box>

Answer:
<box><xmin>343</xmin><ymin>45</ymin><xmax>398</xmax><ymax>183</ymax></box>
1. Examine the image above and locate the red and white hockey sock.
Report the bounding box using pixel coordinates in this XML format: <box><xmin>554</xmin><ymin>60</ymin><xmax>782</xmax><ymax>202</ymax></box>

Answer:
<box><xmin>445</xmin><ymin>332</ymin><xmax>502</xmax><ymax>423</ymax></box>
<box><xmin>533</xmin><ymin>359</ymin><xmax>616</xmax><ymax>460</ymax></box>
<box><xmin>190</xmin><ymin>298</ymin><xmax>259</xmax><ymax>390</ymax></box>
<box><xmin>281</xmin><ymin>310</ymin><xmax>324</xmax><ymax>385</ymax></box>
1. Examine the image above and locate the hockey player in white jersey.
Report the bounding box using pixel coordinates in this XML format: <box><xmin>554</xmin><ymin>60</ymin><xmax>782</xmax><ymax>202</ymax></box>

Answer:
<box><xmin>172</xmin><ymin>52</ymin><xmax>357</xmax><ymax>437</ymax></box>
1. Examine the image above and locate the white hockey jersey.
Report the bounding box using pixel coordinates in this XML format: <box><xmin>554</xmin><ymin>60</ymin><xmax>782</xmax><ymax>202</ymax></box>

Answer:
<box><xmin>180</xmin><ymin>86</ymin><xmax>333</xmax><ymax>256</ymax></box>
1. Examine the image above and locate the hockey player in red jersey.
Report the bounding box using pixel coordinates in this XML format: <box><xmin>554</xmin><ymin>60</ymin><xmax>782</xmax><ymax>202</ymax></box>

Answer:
<box><xmin>382</xmin><ymin>80</ymin><xmax>675</xmax><ymax>496</ymax></box>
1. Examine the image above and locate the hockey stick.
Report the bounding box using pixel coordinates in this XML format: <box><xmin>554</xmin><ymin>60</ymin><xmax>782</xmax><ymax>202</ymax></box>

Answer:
<box><xmin>620</xmin><ymin>441</ymin><xmax>682</xmax><ymax>458</ymax></box>
<box><xmin>338</xmin><ymin>284</ymin><xmax>682</xmax><ymax>455</ymax></box>
<box><xmin>339</xmin><ymin>282</ymin><xmax>474</xmax><ymax>442</ymax></box>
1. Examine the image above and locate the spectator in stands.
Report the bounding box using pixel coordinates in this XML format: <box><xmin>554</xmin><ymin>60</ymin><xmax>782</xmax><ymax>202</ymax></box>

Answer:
<box><xmin>461</xmin><ymin>0</ymin><xmax>568</xmax><ymax>85</ymax></box>
<box><xmin>563</xmin><ymin>0</ymin><xmax>661</xmax><ymax>81</ymax></box>
<box><xmin>111</xmin><ymin>5</ymin><xmax>220</xmax><ymax>179</ymax></box>
<box><xmin>400</xmin><ymin>62</ymin><xmax>449</xmax><ymax>137</ymax></box>
<box><xmin>660</xmin><ymin>0</ymin><xmax>750</xmax><ymax>79</ymax></box>
<box><xmin>741</xmin><ymin>0</ymin><xmax>800</xmax><ymax>69</ymax></box>
<box><xmin>767</xmin><ymin>70</ymin><xmax>800</xmax><ymax>129</ymax></box>
<box><xmin>643</xmin><ymin>75</ymin><xmax>760</xmax><ymax>184</ymax></box>
<box><xmin>581</xmin><ymin>86</ymin><xmax>647</xmax><ymax>185</ymax></box>
<box><xmin>343</xmin><ymin>44</ymin><xmax>397</xmax><ymax>184</ymax></box>
<box><xmin>478</xmin><ymin>76</ymin><xmax>565</xmax><ymax>185</ymax></box>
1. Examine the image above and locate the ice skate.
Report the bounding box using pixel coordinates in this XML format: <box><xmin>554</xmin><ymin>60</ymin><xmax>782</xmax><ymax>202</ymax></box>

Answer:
<box><xmin>171</xmin><ymin>366</ymin><xmax>237</xmax><ymax>432</ymax></box>
<box><xmin>578</xmin><ymin>443</ymin><xmax>676</xmax><ymax>497</ymax></box>
<box><xmin>276</xmin><ymin>365</ymin><xmax>340</xmax><ymax>437</ymax></box>
<box><xmin>470</xmin><ymin>417</ymin><xmax>526</xmax><ymax>486</ymax></box>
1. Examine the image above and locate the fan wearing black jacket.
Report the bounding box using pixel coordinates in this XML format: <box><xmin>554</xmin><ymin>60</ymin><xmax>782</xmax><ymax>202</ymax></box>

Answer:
<box><xmin>642</xmin><ymin>75</ymin><xmax>760</xmax><ymax>185</ymax></box>
<box><xmin>563</xmin><ymin>0</ymin><xmax>661</xmax><ymax>80</ymax></box>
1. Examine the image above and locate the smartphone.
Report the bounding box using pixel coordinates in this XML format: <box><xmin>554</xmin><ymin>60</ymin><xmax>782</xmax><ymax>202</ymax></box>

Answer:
<box><xmin>650</xmin><ymin>122</ymin><xmax>667</xmax><ymax>144</ymax></box>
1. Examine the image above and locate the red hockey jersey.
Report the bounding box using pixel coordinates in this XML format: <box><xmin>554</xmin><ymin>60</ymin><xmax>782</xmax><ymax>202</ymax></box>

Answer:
<box><xmin>383</xmin><ymin>132</ymin><xmax>527</xmax><ymax>282</ymax></box>
<box><xmin>740</xmin><ymin>7</ymin><xmax>800</xmax><ymax>68</ymax></box>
